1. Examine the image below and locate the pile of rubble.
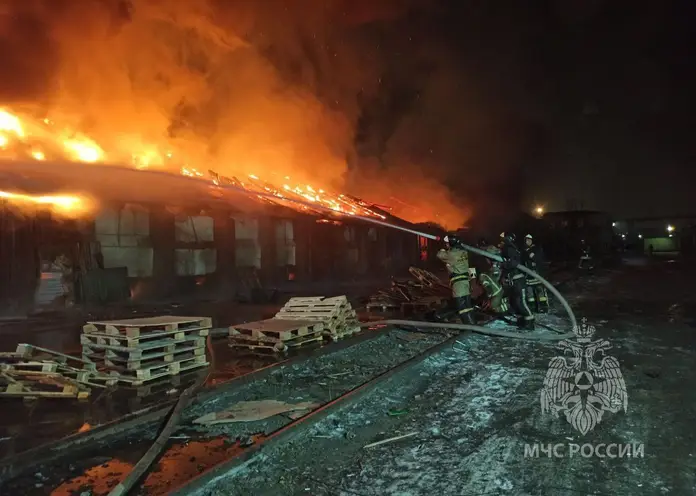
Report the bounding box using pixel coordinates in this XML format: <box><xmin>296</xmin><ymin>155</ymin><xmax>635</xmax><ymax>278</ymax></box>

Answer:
<box><xmin>366</xmin><ymin>267</ymin><xmax>451</xmax><ymax>313</ymax></box>
<box><xmin>0</xmin><ymin>344</ymin><xmax>114</xmax><ymax>399</ymax></box>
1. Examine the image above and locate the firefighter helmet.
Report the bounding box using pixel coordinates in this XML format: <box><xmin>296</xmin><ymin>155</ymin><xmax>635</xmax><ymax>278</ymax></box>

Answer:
<box><xmin>444</xmin><ymin>233</ymin><xmax>463</xmax><ymax>248</ymax></box>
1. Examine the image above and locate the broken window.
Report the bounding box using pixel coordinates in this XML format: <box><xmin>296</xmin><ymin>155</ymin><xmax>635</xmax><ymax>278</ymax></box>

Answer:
<box><xmin>275</xmin><ymin>220</ymin><xmax>296</xmax><ymax>267</ymax></box>
<box><xmin>94</xmin><ymin>205</ymin><xmax>153</xmax><ymax>277</ymax></box>
<box><xmin>175</xmin><ymin>248</ymin><xmax>217</xmax><ymax>276</ymax></box>
<box><xmin>234</xmin><ymin>216</ymin><xmax>261</xmax><ymax>268</ymax></box>
<box><xmin>175</xmin><ymin>216</ymin><xmax>214</xmax><ymax>243</ymax></box>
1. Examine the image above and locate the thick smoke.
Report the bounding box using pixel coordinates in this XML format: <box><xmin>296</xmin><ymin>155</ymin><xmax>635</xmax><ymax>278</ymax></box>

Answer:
<box><xmin>0</xmin><ymin>0</ymin><xmax>538</xmax><ymax>229</ymax></box>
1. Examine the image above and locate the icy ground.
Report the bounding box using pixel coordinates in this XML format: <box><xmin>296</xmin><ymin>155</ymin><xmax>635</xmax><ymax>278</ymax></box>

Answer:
<box><xmin>198</xmin><ymin>263</ymin><xmax>696</xmax><ymax>496</ymax></box>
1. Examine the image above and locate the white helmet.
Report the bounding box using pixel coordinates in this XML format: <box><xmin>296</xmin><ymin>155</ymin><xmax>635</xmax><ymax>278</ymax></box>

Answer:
<box><xmin>525</xmin><ymin>234</ymin><xmax>533</xmax><ymax>240</ymax></box>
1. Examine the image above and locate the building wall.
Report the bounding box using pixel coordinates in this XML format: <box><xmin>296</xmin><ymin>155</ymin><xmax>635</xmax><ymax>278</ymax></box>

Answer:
<box><xmin>3</xmin><ymin>202</ymin><xmax>425</xmax><ymax>309</ymax></box>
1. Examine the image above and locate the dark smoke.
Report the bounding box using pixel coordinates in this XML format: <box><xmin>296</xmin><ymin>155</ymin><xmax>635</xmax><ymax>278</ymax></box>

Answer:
<box><xmin>0</xmin><ymin>0</ymin><xmax>549</xmax><ymax>228</ymax></box>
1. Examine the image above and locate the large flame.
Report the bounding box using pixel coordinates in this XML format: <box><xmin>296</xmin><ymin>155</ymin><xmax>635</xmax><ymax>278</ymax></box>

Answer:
<box><xmin>0</xmin><ymin>107</ymin><xmax>386</xmax><ymax>220</ymax></box>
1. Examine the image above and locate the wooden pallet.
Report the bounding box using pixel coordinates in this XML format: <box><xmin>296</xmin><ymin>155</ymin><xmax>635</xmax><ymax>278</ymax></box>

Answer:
<box><xmin>80</xmin><ymin>327</ymin><xmax>209</xmax><ymax>348</ymax></box>
<box><xmin>229</xmin><ymin>319</ymin><xmax>323</xmax><ymax>342</ymax></box>
<box><xmin>324</xmin><ymin>324</ymin><xmax>362</xmax><ymax>341</ymax></box>
<box><xmin>93</xmin><ymin>349</ymin><xmax>206</xmax><ymax>371</ymax></box>
<box><xmin>0</xmin><ymin>371</ymin><xmax>89</xmax><ymax>399</ymax></box>
<box><xmin>106</xmin><ymin>355</ymin><xmax>210</xmax><ymax>386</ymax></box>
<box><xmin>274</xmin><ymin>296</ymin><xmax>351</xmax><ymax>320</ymax></box>
<box><xmin>82</xmin><ymin>335</ymin><xmax>206</xmax><ymax>359</ymax></box>
<box><xmin>127</xmin><ymin>372</ymin><xmax>199</xmax><ymax>397</ymax></box>
<box><xmin>55</xmin><ymin>365</ymin><xmax>118</xmax><ymax>388</ymax></box>
<box><xmin>83</xmin><ymin>316</ymin><xmax>212</xmax><ymax>338</ymax></box>
<box><xmin>229</xmin><ymin>332</ymin><xmax>324</xmax><ymax>353</ymax></box>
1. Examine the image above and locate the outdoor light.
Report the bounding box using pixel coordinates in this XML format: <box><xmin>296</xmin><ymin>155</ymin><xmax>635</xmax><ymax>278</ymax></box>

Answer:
<box><xmin>621</xmin><ymin>234</ymin><xmax>625</xmax><ymax>239</ymax></box>
<box><xmin>535</xmin><ymin>206</ymin><xmax>544</xmax><ymax>215</ymax></box>
<box><xmin>638</xmin><ymin>234</ymin><xmax>642</xmax><ymax>239</ymax></box>
<box><xmin>667</xmin><ymin>225</ymin><xmax>675</xmax><ymax>233</ymax></box>
<box><xmin>612</xmin><ymin>222</ymin><xmax>616</xmax><ymax>227</ymax></box>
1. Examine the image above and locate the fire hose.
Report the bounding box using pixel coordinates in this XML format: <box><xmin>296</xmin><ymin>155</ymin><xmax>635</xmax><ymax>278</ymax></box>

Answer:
<box><xmin>193</xmin><ymin>176</ymin><xmax>578</xmax><ymax>330</ymax></box>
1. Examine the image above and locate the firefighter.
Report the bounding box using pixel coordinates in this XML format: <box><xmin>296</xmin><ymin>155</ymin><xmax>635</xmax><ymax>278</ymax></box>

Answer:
<box><xmin>578</xmin><ymin>239</ymin><xmax>594</xmax><ymax>270</ymax></box>
<box><xmin>437</xmin><ymin>233</ymin><xmax>475</xmax><ymax>325</ymax></box>
<box><xmin>500</xmin><ymin>232</ymin><xmax>535</xmax><ymax>330</ymax></box>
<box><xmin>523</xmin><ymin>234</ymin><xmax>549</xmax><ymax>313</ymax></box>
<box><xmin>479</xmin><ymin>254</ymin><xmax>509</xmax><ymax>315</ymax></box>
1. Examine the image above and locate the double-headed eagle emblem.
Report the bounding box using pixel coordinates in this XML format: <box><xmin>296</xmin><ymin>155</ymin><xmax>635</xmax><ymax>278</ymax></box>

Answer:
<box><xmin>540</xmin><ymin>318</ymin><xmax>628</xmax><ymax>435</ymax></box>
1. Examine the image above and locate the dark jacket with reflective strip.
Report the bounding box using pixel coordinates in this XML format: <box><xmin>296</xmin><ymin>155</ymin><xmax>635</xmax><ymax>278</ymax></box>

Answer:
<box><xmin>501</xmin><ymin>243</ymin><xmax>525</xmax><ymax>285</ymax></box>
<box><xmin>437</xmin><ymin>247</ymin><xmax>470</xmax><ymax>297</ymax></box>
<box><xmin>523</xmin><ymin>243</ymin><xmax>545</xmax><ymax>284</ymax></box>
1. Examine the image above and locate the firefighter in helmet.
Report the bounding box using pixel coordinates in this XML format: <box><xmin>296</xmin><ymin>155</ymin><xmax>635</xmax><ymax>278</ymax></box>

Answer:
<box><xmin>437</xmin><ymin>233</ymin><xmax>475</xmax><ymax>325</ymax></box>
<box><xmin>523</xmin><ymin>234</ymin><xmax>549</xmax><ymax>313</ymax></box>
<box><xmin>479</xmin><ymin>240</ymin><xmax>509</xmax><ymax>315</ymax></box>
<box><xmin>500</xmin><ymin>232</ymin><xmax>535</xmax><ymax>330</ymax></box>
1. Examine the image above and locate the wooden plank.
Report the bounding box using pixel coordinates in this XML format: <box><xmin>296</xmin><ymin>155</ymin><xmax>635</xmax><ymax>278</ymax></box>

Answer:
<box><xmin>83</xmin><ymin>316</ymin><xmax>212</xmax><ymax>338</ymax></box>
<box><xmin>14</xmin><ymin>344</ymin><xmax>97</xmax><ymax>371</ymax></box>
<box><xmin>0</xmin><ymin>361</ymin><xmax>59</xmax><ymax>373</ymax></box>
<box><xmin>80</xmin><ymin>327</ymin><xmax>209</xmax><ymax>348</ymax></box>
<box><xmin>56</xmin><ymin>365</ymin><xmax>117</xmax><ymax>388</ymax></box>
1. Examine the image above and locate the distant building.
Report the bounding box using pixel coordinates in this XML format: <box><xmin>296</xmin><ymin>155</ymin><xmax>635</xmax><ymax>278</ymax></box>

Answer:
<box><xmin>542</xmin><ymin>210</ymin><xmax>614</xmax><ymax>262</ymax></box>
<box><xmin>617</xmin><ymin>215</ymin><xmax>696</xmax><ymax>255</ymax></box>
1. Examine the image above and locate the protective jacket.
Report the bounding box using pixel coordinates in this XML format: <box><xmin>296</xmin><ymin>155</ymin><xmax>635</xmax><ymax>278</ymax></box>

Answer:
<box><xmin>480</xmin><ymin>268</ymin><xmax>508</xmax><ymax>313</ymax></box>
<box><xmin>437</xmin><ymin>247</ymin><xmax>470</xmax><ymax>297</ymax></box>
<box><xmin>500</xmin><ymin>243</ymin><xmax>525</xmax><ymax>288</ymax></box>
<box><xmin>523</xmin><ymin>243</ymin><xmax>545</xmax><ymax>284</ymax></box>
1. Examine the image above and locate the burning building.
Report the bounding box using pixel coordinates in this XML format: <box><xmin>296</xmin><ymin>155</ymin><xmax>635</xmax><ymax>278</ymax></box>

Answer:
<box><xmin>0</xmin><ymin>158</ymin><xmax>438</xmax><ymax>312</ymax></box>
<box><xmin>0</xmin><ymin>99</ymin><xmax>449</xmax><ymax>312</ymax></box>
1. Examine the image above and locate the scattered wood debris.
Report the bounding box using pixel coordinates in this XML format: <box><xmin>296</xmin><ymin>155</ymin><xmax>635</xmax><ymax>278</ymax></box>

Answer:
<box><xmin>363</xmin><ymin>431</ymin><xmax>418</xmax><ymax>449</ymax></box>
<box><xmin>367</xmin><ymin>267</ymin><xmax>450</xmax><ymax>314</ymax></box>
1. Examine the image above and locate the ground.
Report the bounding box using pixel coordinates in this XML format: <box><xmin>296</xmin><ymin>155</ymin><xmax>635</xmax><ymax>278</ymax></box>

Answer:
<box><xmin>195</xmin><ymin>259</ymin><xmax>696</xmax><ymax>496</ymax></box>
<box><xmin>2</xmin><ymin>257</ymin><xmax>696</xmax><ymax>495</ymax></box>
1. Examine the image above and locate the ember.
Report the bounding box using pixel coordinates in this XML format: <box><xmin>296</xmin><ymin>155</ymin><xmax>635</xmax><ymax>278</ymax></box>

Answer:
<box><xmin>0</xmin><ymin>107</ymin><xmax>386</xmax><ymax>219</ymax></box>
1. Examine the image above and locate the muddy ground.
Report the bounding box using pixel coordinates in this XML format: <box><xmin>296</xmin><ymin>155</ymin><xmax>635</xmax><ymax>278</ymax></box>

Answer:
<box><xmin>189</xmin><ymin>259</ymin><xmax>696</xmax><ymax>496</ymax></box>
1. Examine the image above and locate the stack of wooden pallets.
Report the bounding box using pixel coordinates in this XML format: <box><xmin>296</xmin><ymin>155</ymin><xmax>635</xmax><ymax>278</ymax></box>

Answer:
<box><xmin>0</xmin><ymin>344</ymin><xmax>114</xmax><ymax>399</ymax></box>
<box><xmin>81</xmin><ymin>316</ymin><xmax>211</xmax><ymax>387</ymax></box>
<box><xmin>228</xmin><ymin>319</ymin><xmax>324</xmax><ymax>354</ymax></box>
<box><xmin>274</xmin><ymin>296</ymin><xmax>361</xmax><ymax>341</ymax></box>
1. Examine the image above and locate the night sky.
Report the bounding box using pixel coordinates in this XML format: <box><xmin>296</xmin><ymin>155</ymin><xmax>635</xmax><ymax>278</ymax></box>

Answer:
<box><xmin>1</xmin><ymin>0</ymin><xmax>694</xmax><ymax>223</ymax></box>
<box><xmin>351</xmin><ymin>0</ymin><xmax>696</xmax><ymax>219</ymax></box>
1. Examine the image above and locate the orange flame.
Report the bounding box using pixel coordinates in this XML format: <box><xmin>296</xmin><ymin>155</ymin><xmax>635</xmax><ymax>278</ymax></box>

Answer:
<box><xmin>0</xmin><ymin>107</ymin><xmax>386</xmax><ymax>220</ymax></box>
